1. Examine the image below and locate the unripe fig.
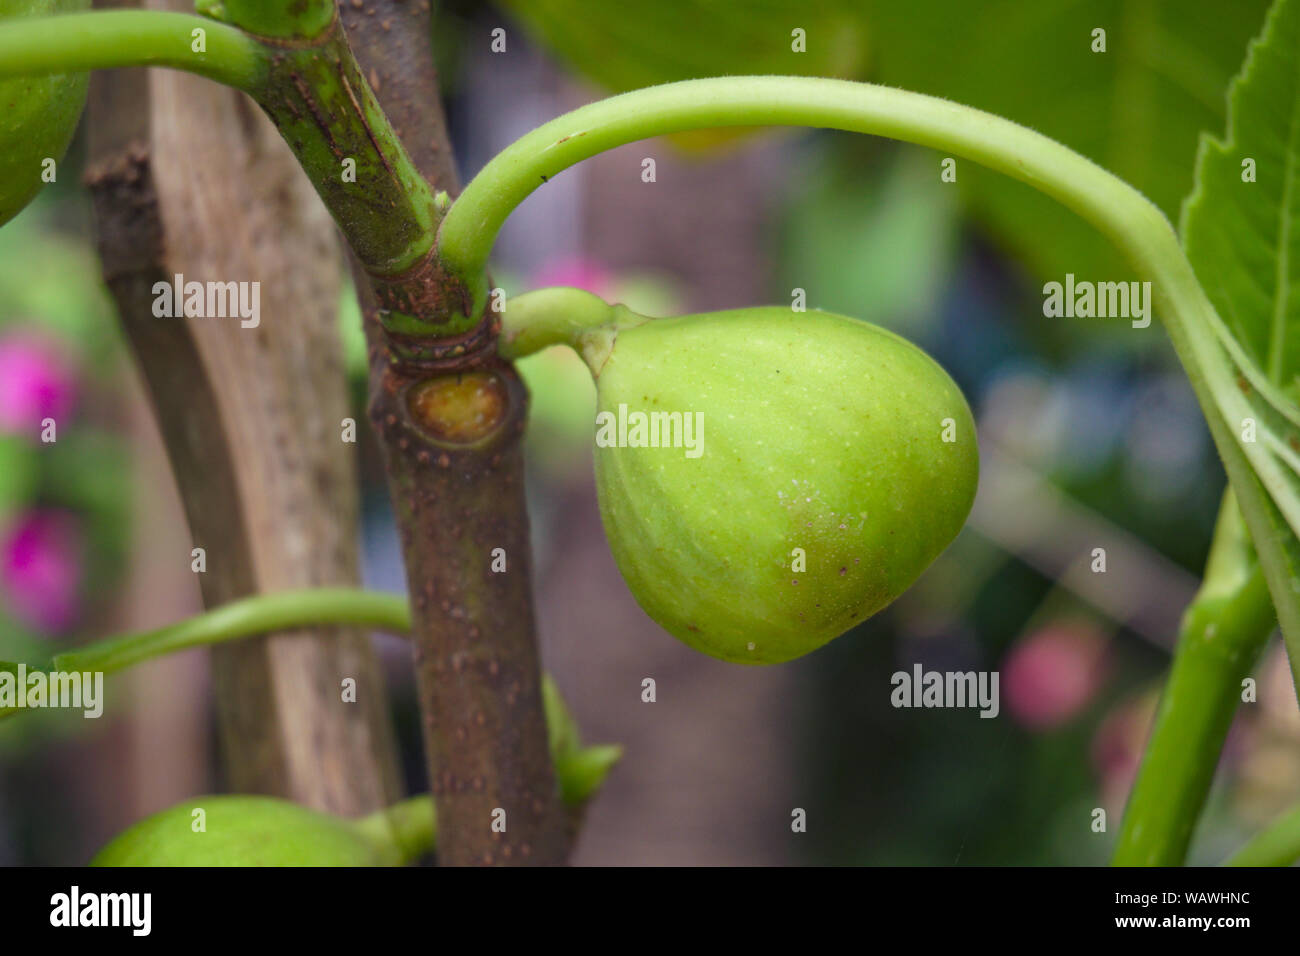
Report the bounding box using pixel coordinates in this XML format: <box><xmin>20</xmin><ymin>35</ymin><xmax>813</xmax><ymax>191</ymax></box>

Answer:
<box><xmin>0</xmin><ymin>0</ymin><xmax>91</xmax><ymax>228</ymax></box>
<box><xmin>90</xmin><ymin>795</ymin><xmax>409</xmax><ymax>867</ymax></box>
<box><xmin>579</xmin><ymin>305</ymin><xmax>978</xmax><ymax>664</ymax></box>
<box><xmin>92</xmin><ymin>677</ymin><xmax>619</xmax><ymax>865</ymax></box>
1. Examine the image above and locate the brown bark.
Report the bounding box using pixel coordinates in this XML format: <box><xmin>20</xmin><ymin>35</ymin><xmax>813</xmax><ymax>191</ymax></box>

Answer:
<box><xmin>343</xmin><ymin>2</ymin><xmax>569</xmax><ymax>863</ymax></box>
<box><xmin>83</xmin><ymin>0</ymin><xmax>401</xmax><ymax>816</ymax></box>
<box><xmin>372</xmin><ymin>362</ymin><xmax>567</xmax><ymax>864</ymax></box>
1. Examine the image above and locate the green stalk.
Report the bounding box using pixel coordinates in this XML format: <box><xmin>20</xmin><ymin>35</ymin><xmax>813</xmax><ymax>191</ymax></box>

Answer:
<box><xmin>51</xmin><ymin>589</ymin><xmax>410</xmax><ymax>676</ymax></box>
<box><xmin>497</xmin><ymin>286</ymin><xmax>618</xmax><ymax>357</ymax></box>
<box><xmin>439</xmin><ymin>76</ymin><xmax>1176</xmax><ymax>318</ymax></box>
<box><xmin>0</xmin><ymin>10</ymin><xmax>265</xmax><ymax>91</ymax></box>
<box><xmin>1226</xmin><ymin>803</ymin><xmax>1300</xmax><ymax>866</ymax></box>
<box><xmin>1113</xmin><ymin>493</ymin><xmax>1276</xmax><ymax>865</ymax></box>
<box><xmin>498</xmin><ymin>285</ymin><xmax>648</xmax><ymax>368</ymax></box>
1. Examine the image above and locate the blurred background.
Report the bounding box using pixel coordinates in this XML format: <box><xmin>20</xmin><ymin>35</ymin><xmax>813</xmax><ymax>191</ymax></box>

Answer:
<box><xmin>1</xmin><ymin>0</ymin><xmax>1298</xmax><ymax>865</ymax></box>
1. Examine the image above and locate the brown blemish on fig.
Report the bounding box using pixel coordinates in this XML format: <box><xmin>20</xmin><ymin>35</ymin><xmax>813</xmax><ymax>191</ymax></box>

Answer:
<box><xmin>407</xmin><ymin>370</ymin><xmax>509</xmax><ymax>443</ymax></box>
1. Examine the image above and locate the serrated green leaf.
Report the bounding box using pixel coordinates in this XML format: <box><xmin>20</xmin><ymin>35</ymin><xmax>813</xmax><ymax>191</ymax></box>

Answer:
<box><xmin>1177</xmin><ymin>0</ymin><xmax>1300</xmax><ymax>689</ymax></box>
<box><xmin>1183</xmin><ymin>0</ymin><xmax>1300</xmax><ymax>386</ymax></box>
<box><xmin>868</xmin><ymin>0</ymin><xmax>1271</xmax><ymax>294</ymax></box>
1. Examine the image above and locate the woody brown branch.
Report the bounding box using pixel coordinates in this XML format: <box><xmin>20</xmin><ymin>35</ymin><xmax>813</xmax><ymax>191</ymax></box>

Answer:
<box><xmin>341</xmin><ymin>1</ymin><xmax>570</xmax><ymax>864</ymax></box>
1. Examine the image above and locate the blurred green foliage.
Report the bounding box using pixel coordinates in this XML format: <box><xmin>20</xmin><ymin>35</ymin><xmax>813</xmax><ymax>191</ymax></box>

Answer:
<box><xmin>778</xmin><ymin>141</ymin><xmax>958</xmax><ymax>339</ymax></box>
<box><xmin>865</xmin><ymin>0</ymin><xmax>1271</xmax><ymax>289</ymax></box>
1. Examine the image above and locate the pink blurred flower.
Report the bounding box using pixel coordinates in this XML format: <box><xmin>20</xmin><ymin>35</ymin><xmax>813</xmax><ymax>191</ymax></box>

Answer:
<box><xmin>1003</xmin><ymin>624</ymin><xmax>1108</xmax><ymax>730</ymax></box>
<box><xmin>0</xmin><ymin>330</ymin><xmax>78</xmax><ymax>437</ymax></box>
<box><xmin>530</xmin><ymin>256</ymin><xmax>615</xmax><ymax>299</ymax></box>
<box><xmin>0</xmin><ymin>509</ymin><xmax>83</xmax><ymax>634</ymax></box>
<box><xmin>1091</xmin><ymin>691</ymin><xmax>1159</xmax><ymax>816</ymax></box>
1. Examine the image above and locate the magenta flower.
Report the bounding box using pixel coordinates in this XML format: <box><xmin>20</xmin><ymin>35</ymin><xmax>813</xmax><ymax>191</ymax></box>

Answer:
<box><xmin>530</xmin><ymin>256</ymin><xmax>616</xmax><ymax>299</ymax></box>
<box><xmin>0</xmin><ymin>509</ymin><xmax>83</xmax><ymax>634</ymax></box>
<box><xmin>0</xmin><ymin>330</ymin><xmax>78</xmax><ymax>437</ymax></box>
<box><xmin>1003</xmin><ymin>624</ymin><xmax>1108</xmax><ymax>730</ymax></box>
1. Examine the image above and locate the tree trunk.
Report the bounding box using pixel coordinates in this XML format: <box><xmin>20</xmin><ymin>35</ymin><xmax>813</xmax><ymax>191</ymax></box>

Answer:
<box><xmin>342</xmin><ymin>1</ymin><xmax>570</xmax><ymax>863</ymax></box>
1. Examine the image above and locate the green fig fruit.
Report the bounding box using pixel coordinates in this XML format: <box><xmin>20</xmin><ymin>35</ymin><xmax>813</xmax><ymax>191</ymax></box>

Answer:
<box><xmin>92</xmin><ymin>676</ymin><xmax>621</xmax><ymax>865</ymax></box>
<box><xmin>581</xmin><ymin>305</ymin><xmax>978</xmax><ymax>664</ymax></box>
<box><xmin>0</xmin><ymin>0</ymin><xmax>90</xmax><ymax>228</ymax></box>
<box><xmin>90</xmin><ymin>795</ymin><xmax>412</xmax><ymax>867</ymax></box>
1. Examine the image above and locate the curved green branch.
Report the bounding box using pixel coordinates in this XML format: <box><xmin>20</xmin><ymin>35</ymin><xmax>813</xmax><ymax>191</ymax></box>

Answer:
<box><xmin>0</xmin><ymin>10</ymin><xmax>266</xmax><ymax>91</ymax></box>
<box><xmin>439</xmin><ymin>76</ymin><xmax>1177</xmax><ymax>318</ymax></box>
<box><xmin>51</xmin><ymin>588</ymin><xmax>409</xmax><ymax>676</ymax></box>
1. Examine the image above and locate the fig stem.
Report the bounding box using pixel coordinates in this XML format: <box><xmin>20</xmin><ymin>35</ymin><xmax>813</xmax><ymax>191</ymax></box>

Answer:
<box><xmin>1113</xmin><ymin>492</ymin><xmax>1275</xmax><ymax>865</ymax></box>
<box><xmin>498</xmin><ymin>286</ymin><xmax>649</xmax><ymax>373</ymax></box>
<box><xmin>498</xmin><ymin>287</ymin><xmax>617</xmax><ymax>358</ymax></box>
<box><xmin>1224</xmin><ymin>801</ymin><xmax>1300</xmax><ymax>866</ymax></box>
<box><xmin>0</xmin><ymin>11</ymin><xmax>265</xmax><ymax>91</ymax></box>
